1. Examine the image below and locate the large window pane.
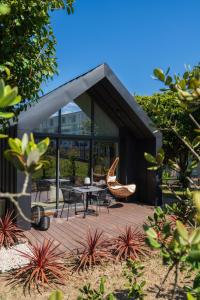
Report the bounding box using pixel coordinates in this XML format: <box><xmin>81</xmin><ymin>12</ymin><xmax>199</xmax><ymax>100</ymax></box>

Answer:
<box><xmin>34</xmin><ymin>112</ymin><xmax>59</xmax><ymax>133</ymax></box>
<box><xmin>93</xmin><ymin>141</ymin><xmax>118</xmax><ymax>185</ymax></box>
<box><xmin>60</xmin><ymin>139</ymin><xmax>90</xmax><ymax>185</ymax></box>
<box><xmin>61</xmin><ymin>93</ymin><xmax>91</xmax><ymax>135</ymax></box>
<box><xmin>94</xmin><ymin>102</ymin><xmax>119</xmax><ymax>137</ymax></box>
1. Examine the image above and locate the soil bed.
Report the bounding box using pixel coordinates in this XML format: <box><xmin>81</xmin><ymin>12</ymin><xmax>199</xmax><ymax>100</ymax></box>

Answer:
<box><xmin>0</xmin><ymin>254</ymin><xmax>192</xmax><ymax>300</ymax></box>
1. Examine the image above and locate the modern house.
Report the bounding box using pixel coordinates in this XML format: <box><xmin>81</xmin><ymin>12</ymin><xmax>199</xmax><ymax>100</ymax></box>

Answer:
<box><xmin>0</xmin><ymin>64</ymin><xmax>162</xmax><ymax>229</ymax></box>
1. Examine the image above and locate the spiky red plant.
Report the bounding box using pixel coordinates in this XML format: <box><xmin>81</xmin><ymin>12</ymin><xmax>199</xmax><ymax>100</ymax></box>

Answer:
<box><xmin>71</xmin><ymin>229</ymin><xmax>111</xmax><ymax>272</ymax></box>
<box><xmin>111</xmin><ymin>226</ymin><xmax>147</xmax><ymax>261</ymax></box>
<box><xmin>8</xmin><ymin>239</ymin><xmax>68</xmax><ymax>292</ymax></box>
<box><xmin>0</xmin><ymin>210</ymin><xmax>24</xmax><ymax>248</ymax></box>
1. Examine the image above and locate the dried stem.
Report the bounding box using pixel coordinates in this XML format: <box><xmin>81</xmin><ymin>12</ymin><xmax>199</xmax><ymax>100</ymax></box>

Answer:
<box><xmin>156</xmin><ymin>263</ymin><xmax>175</xmax><ymax>298</ymax></box>
<box><xmin>189</xmin><ymin>113</ymin><xmax>200</xmax><ymax>129</ymax></box>
<box><xmin>171</xmin><ymin>263</ymin><xmax>179</xmax><ymax>300</ymax></box>
<box><xmin>162</xmin><ymin>183</ymin><xmax>183</xmax><ymax>201</ymax></box>
<box><xmin>0</xmin><ymin>173</ymin><xmax>32</xmax><ymax>223</ymax></box>
<box><xmin>172</xmin><ymin>127</ymin><xmax>200</xmax><ymax>162</ymax></box>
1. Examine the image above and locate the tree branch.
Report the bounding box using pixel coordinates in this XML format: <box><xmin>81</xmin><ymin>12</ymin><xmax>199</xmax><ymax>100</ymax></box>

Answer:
<box><xmin>189</xmin><ymin>113</ymin><xmax>200</xmax><ymax>129</ymax></box>
<box><xmin>0</xmin><ymin>173</ymin><xmax>32</xmax><ymax>223</ymax></box>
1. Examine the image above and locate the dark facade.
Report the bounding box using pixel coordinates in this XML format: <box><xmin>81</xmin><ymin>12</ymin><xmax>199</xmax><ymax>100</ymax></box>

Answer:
<box><xmin>0</xmin><ymin>64</ymin><xmax>162</xmax><ymax>229</ymax></box>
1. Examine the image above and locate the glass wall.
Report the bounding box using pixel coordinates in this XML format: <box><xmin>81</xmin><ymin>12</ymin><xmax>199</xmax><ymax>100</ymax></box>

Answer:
<box><xmin>61</xmin><ymin>94</ymin><xmax>91</xmax><ymax>135</ymax></box>
<box><xmin>32</xmin><ymin>91</ymin><xmax>120</xmax><ymax>208</ymax></box>
<box><xmin>94</xmin><ymin>102</ymin><xmax>119</xmax><ymax>137</ymax></box>
<box><xmin>93</xmin><ymin>141</ymin><xmax>118</xmax><ymax>185</ymax></box>
<box><xmin>60</xmin><ymin>139</ymin><xmax>90</xmax><ymax>185</ymax></box>
<box><xmin>34</xmin><ymin>112</ymin><xmax>59</xmax><ymax>133</ymax></box>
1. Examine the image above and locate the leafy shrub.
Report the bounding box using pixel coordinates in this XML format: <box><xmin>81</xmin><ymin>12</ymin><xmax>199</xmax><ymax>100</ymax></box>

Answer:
<box><xmin>77</xmin><ymin>277</ymin><xmax>116</xmax><ymax>300</ymax></box>
<box><xmin>124</xmin><ymin>259</ymin><xmax>146</xmax><ymax>299</ymax></box>
<box><xmin>111</xmin><ymin>226</ymin><xmax>147</xmax><ymax>261</ymax></box>
<box><xmin>0</xmin><ymin>210</ymin><xmax>24</xmax><ymax>248</ymax></box>
<box><xmin>70</xmin><ymin>229</ymin><xmax>111</xmax><ymax>272</ymax></box>
<box><xmin>8</xmin><ymin>239</ymin><xmax>68</xmax><ymax>292</ymax></box>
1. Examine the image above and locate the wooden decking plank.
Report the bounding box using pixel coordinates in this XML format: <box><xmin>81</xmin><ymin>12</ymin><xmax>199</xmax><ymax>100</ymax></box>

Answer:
<box><xmin>24</xmin><ymin>202</ymin><xmax>151</xmax><ymax>253</ymax></box>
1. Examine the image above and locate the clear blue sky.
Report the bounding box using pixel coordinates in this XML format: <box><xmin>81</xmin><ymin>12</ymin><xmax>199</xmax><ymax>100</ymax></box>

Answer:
<box><xmin>45</xmin><ymin>0</ymin><xmax>200</xmax><ymax>96</ymax></box>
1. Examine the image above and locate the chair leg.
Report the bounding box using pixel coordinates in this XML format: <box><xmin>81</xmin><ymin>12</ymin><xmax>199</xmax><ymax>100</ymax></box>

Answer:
<box><xmin>75</xmin><ymin>201</ymin><xmax>77</xmax><ymax>215</ymax></box>
<box><xmin>67</xmin><ymin>203</ymin><xmax>70</xmax><ymax>221</ymax></box>
<box><xmin>35</xmin><ymin>191</ymin><xmax>38</xmax><ymax>202</ymax></box>
<box><xmin>60</xmin><ymin>202</ymin><xmax>65</xmax><ymax>218</ymax></box>
<box><xmin>96</xmin><ymin>201</ymin><xmax>98</xmax><ymax>216</ymax></box>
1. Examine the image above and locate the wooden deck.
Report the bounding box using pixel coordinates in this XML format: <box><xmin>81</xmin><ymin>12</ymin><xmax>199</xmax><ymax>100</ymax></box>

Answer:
<box><xmin>24</xmin><ymin>202</ymin><xmax>153</xmax><ymax>253</ymax></box>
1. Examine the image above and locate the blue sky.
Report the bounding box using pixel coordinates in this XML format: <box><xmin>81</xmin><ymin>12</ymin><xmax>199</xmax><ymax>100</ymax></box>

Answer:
<box><xmin>45</xmin><ymin>0</ymin><xmax>200</xmax><ymax>96</ymax></box>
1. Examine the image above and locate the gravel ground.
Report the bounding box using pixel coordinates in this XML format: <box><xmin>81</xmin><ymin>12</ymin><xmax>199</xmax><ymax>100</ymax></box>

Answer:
<box><xmin>0</xmin><ymin>254</ymin><xmax>193</xmax><ymax>300</ymax></box>
<box><xmin>0</xmin><ymin>243</ymin><xmax>31</xmax><ymax>273</ymax></box>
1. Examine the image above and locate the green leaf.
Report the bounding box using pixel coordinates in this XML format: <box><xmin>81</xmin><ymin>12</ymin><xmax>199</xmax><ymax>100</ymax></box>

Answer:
<box><xmin>188</xmin><ymin>229</ymin><xmax>200</xmax><ymax>245</ymax></box>
<box><xmin>0</xmin><ymin>134</ymin><xmax>8</xmax><ymax>139</ymax></box>
<box><xmin>0</xmin><ymin>111</ymin><xmax>14</xmax><ymax>119</ymax></box>
<box><xmin>153</xmin><ymin>68</ymin><xmax>165</xmax><ymax>81</ymax></box>
<box><xmin>0</xmin><ymin>3</ymin><xmax>11</xmax><ymax>15</ymax></box>
<box><xmin>146</xmin><ymin>237</ymin><xmax>161</xmax><ymax>249</ymax></box>
<box><xmin>187</xmin><ymin>293</ymin><xmax>197</xmax><ymax>300</ymax></box>
<box><xmin>192</xmin><ymin>136</ymin><xmax>200</xmax><ymax>149</ymax></box>
<box><xmin>8</xmin><ymin>138</ymin><xmax>22</xmax><ymax>153</ymax></box>
<box><xmin>165</xmin><ymin>75</ymin><xmax>172</xmax><ymax>85</ymax></box>
<box><xmin>145</xmin><ymin>227</ymin><xmax>157</xmax><ymax>239</ymax></box>
<box><xmin>176</xmin><ymin>220</ymin><xmax>188</xmax><ymax>241</ymax></box>
<box><xmin>188</xmin><ymin>250</ymin><xmax>200</xmax><ymax>262</ymax></box>
<box><xmin>21</xmin><ymin>133</ymin><xmax>29</xmax><ymax>154</ymax></box>
<box><xmin>0</xmin><ymin>87</ymin><xmax>19</xmax><ymax>108</ymax></box>
<box><xmin>4</xmin><ymin>150</ymin><xmax>25</xmax><ymax>171</ymax></box>
<box><xmin>0</xmin><ymin>79</ymin><xmax>4</xmax><ymax>98</ymax></box>
<box><xmin>37</xmin><ymin>137</ymin><xmax>50</xmax><ymax>155</ymax></box>
<box><xmin>144</xmin><ymin>152</ymin><xmax>156</xmax><ymax>163</ymax></box>
<box><xmin>147</xmin><ymin>166</ymin><xmax>159</xmax><ymax>171</ymax></box>
<box><xmin>48</xmin><ymin>290</ymin><xmax>63</xmax><ymax>300</ymax></box>
<box><xmin>27</xmin><ymin>149</ymin><xmax>40</xmax><ymax>167</ymax></box>
<box><xmin>100</xmin><ymin>277</ymin><xmax>105</xmax><ymax>294</ymax></box>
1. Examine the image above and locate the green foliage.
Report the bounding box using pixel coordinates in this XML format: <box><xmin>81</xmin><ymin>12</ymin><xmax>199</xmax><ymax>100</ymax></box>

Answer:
<box><xmin>153</xmin><ymin>65</ymin><xmax>200</xmax><ymax>112</ymax></box>
<box><xmin>0</xmin><ymin>78</ymin><xmax>22</xmax><ymax>137</ymax></box>
<box><xmin>124</xmin><ymin>259</ymin><xmax>146</xmax><ymax>299</ymax></box>
<box><xmin>144</xmin><ymin>148</ymin><xmax>164</xmax><ymax>170</ymax></box>
<box><xmin>185</xmin><ymin>274</ymin><xmax>200</xmax><ymax>300</ymax></box>
<box><xmin>48</xmin><ymin>290</ymin><xmax>64</xmax><ymax>300</ymax></box>
<box><xmin>0</xmin><ymin>0</ymin><xmax>75</xmax><ymax>118</ymax></box>
<box><xmin>136</xmin><ymin>92</ymin><xmax>200</xmax><ymax>162</ymax></box>
<box><xmin>77</xmin><ymin>277</ymin><xmax>116</xmax><ymax>300</ymax></box>
<box><xmin>4</xmin><ymin>133</ymin><xmax>50</xmax><ymax>173</ymax></box>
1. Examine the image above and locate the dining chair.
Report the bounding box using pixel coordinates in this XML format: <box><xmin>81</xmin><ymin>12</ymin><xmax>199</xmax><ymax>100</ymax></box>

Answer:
<box><xmin>92</xmin><ymin>188</ymin><xmax>111</xmax><ymax>215</ymax></box>
<box><xmin>35</xmin><ymin>180</ymin><xmax>50</xmax><ymax>202</ymax></box>
<box><xmin>60</xmin><ymin>188</ymin><xmax>83</xmax><ymax>220</ymax></box>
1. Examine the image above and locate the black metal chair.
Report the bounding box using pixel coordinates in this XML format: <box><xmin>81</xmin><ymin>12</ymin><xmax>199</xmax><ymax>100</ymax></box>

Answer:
<box><xmin>92</xmin><ymin>188</ymin><xmax>111</xmax><ymax>215</ymax></box>
<box><xmin>60</xmin><ymin>189</ymin><xmax>83</xmax><ymax>220</ymax></box>
<box><xmin>35</xmin><ymin>180</ymin><xmax>50</xmax><ymax>202</ymax></box>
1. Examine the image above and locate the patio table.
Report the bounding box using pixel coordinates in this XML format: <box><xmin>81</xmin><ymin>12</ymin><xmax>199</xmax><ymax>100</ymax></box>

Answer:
<box><xmin>73</xmin><ymin>186</ymin><xmax>103</xmax><ymax>217</ymax></box>
<box><xmin>43</xmin><ymin>178</ymin><xmax>71</xmax><ymax>184</ymax></box>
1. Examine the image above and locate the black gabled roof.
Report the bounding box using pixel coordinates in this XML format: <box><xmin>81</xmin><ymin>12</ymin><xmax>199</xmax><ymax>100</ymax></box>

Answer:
<box><xmin>18</xmin><ymin>63</ymin><xmax>162</xmax><ymax>146</ymax></box>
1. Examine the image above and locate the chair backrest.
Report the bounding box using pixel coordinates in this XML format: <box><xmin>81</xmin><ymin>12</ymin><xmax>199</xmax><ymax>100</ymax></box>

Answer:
<box><xmin>70</xmin><ymin>191</ymin><xmax>83</xmax><ymax>203</ymax></box>
<box><xmin>98</xmin><ymin>188</ymin><xmax>108</xmax><ymax>199</ymax></box>
<box><xmin>36</xmin><ymin>180</ymin><xmax>50</xmax><ymax>191</ymax></box>
<box><xmin>61</xmin><ymin>188</ymin><xmax>71</xmax><ymax>202</ymax></box>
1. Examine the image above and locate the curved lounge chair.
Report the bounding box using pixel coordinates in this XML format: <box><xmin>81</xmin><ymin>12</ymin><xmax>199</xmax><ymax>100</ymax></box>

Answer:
<box><xmin>106</xmin><ymin>157</ymin><xmax>136</xmax><ymax>198</ymax></box>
